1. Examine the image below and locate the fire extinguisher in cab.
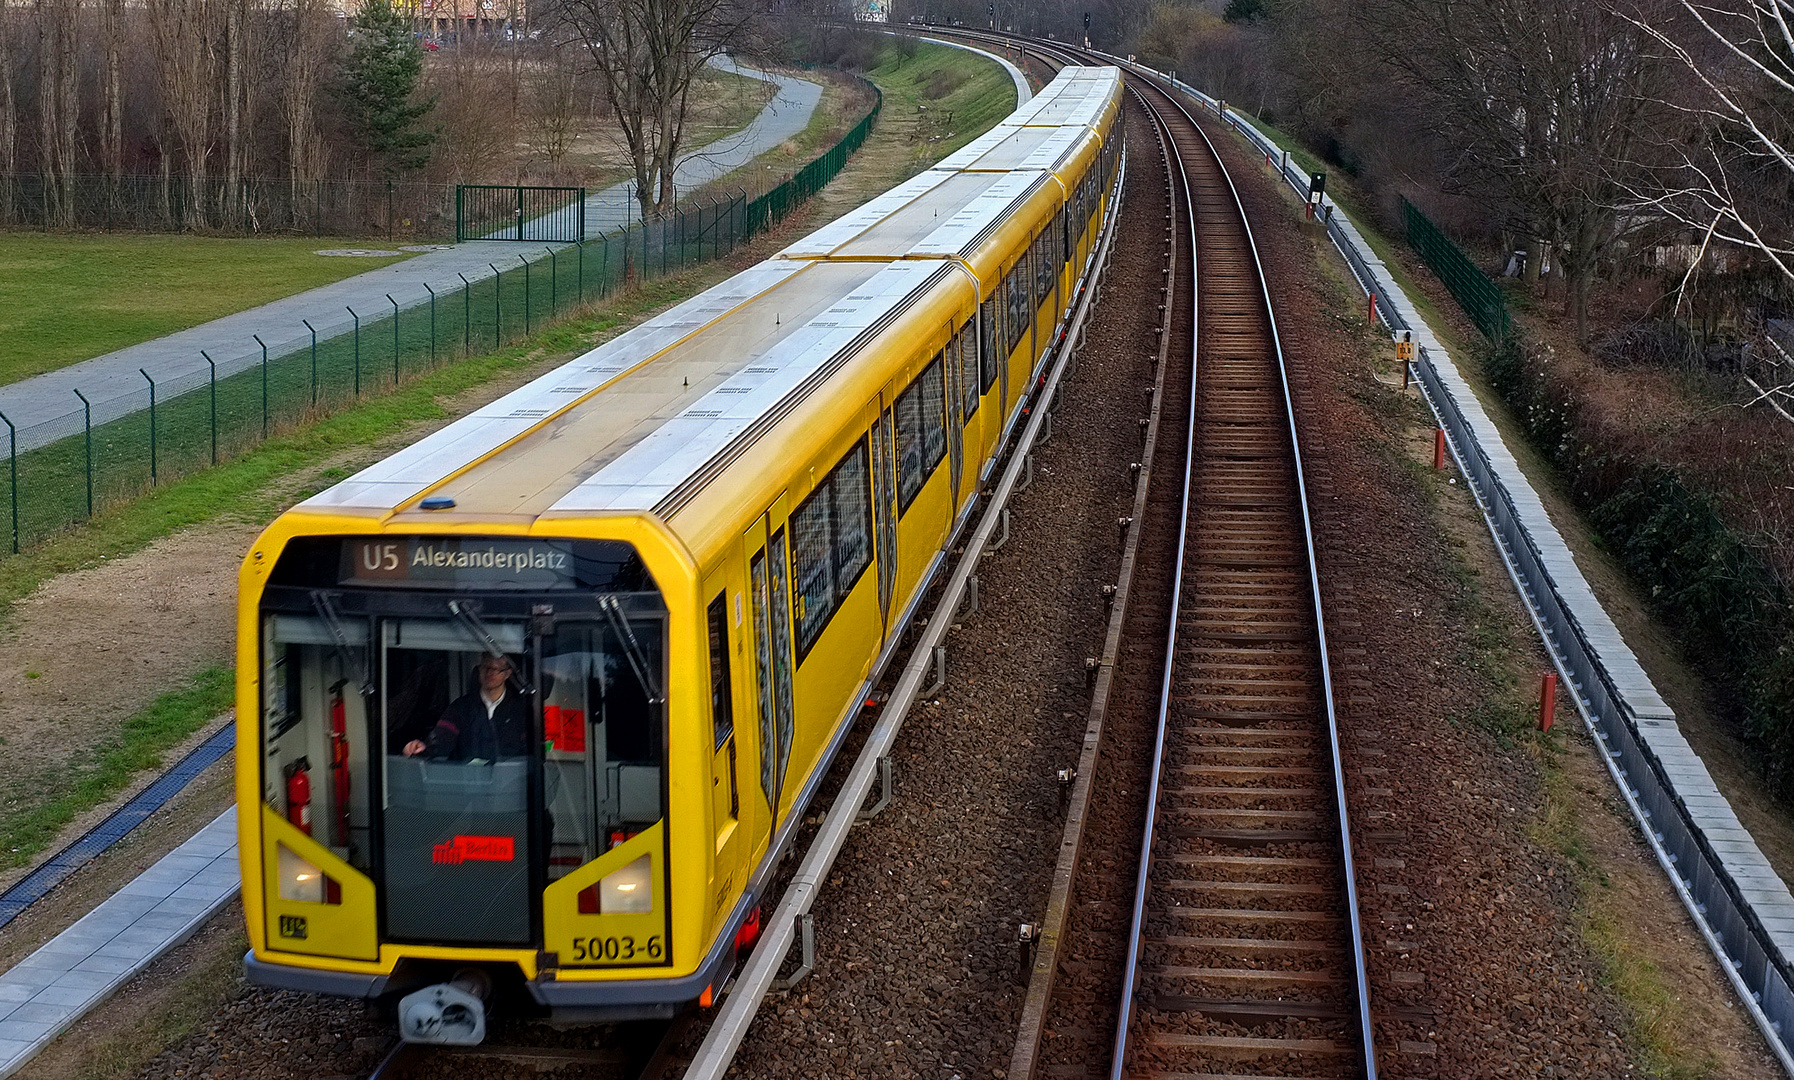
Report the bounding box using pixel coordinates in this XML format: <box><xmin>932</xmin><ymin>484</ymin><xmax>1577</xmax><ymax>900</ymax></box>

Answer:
<box><xmin>286</xmin><ymin>757</ymin><xmax>313</xmax><ymax>836</ymax></box>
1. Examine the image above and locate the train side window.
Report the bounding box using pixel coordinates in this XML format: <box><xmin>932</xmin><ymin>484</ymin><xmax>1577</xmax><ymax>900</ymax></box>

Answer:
<box><xmin>1033</xmin><ymin>231</ymin><xmax>1053</xmax><ymax>304</ymax></box>
<box><xmin>957</xmin><ymin>320</ymin><xmax>979</xmax><ymax>420</ymax></box>
<box><xmin>979</xmin><ymin>297</ymin><xmax>998</xmax><ymax>392</ymax></box>
<box><xmin>895</xmin><ymin>356</ymin><xmax>947</xmax><ymax>513</ymax></box>
<box><xmin>791</xmin><ymin>438</ymin><xmax>874</xmax><ymax>658</ymax></box>
<box><xmin>920</xmin><ymin>357</ymin><xmax>947</xmax><ymax>470</ymax></box>
<box><xmin>707</xmin><ymin>593</ymin><xmax>733</xmax><ymax>750</ymax></box>
<box><xmin>1004</xmin><ymin>258</ymin><xmax>1030</xmax><ymax>354</ymax></box>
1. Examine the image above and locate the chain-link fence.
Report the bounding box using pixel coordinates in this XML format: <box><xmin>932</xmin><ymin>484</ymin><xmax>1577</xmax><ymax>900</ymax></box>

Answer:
<box><xmin>1402</xmin><ymin>196</ymin><xmax>1511</xmax><ymax>341</ymax></box>
<box><xmin>0</xmin><ymin>78</ymin><xmax>882</xmax><ymax>559</ymax></box>
<box><xmin>0</xmin><ymin>174</ymin><xmax>461</xmax><ymax>239</ymax></box>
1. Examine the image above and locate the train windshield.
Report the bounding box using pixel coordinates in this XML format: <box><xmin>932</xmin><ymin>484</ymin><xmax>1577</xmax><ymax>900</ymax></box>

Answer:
<box><xmin>258</xmin><ymin>536</ymin><xmax>666</xmax><ymax>947</ymax></box>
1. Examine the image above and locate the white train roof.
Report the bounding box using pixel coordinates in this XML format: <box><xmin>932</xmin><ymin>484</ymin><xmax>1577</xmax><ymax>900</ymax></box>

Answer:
<box><xmin>547</xmin><ymin>261</ymin><xmax>955</xmax><ymax>518</ymax></box>
<box><xmin>777</xmin><ymin>169</ymin><xmax>1049</xmax><ymax>261</ymax></box>
<box><xmin>297</xmin><ymin>66</ymin><xmax>1118</xmax><ymax>527</ymax></box>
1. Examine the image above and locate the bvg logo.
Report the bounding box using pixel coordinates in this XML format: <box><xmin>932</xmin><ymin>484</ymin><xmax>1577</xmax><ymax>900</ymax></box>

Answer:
<box><xmin>278</xmin><ymin>915</ymin><xmax>308</xmax><ymax>939</ymax></box>
<box><xmin>432</xmin><ymin>834</ymin><xmax>516</xmax><ymax>865</ymax></box>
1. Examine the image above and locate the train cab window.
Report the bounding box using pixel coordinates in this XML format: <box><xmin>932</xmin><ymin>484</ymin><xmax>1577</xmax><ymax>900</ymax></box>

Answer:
<box><xmin>378</xmin><ymin>619</ymin><xmax>535</xmax><ymax>944</ymax></box>
<box><xmin>260</xmin><ymin>614</ymin><xmax>375</xmax><ymax>872</ymax></box>
<box><xmin>790</xmin><ymin>438</ymin><xmax>874</xmax><ymax>658</ymax></box>
<box><xmin>540</xmin><ymin>615</ymin><xmax>667</xmax><ymax>882</ymax></box>
<box><xmin>895</xmin><ymin>358</ymin><xmax>948</xmax><ymax>513</ymax></box>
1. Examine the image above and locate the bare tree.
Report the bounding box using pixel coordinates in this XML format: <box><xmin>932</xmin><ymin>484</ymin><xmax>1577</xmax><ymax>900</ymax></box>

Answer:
<box><xmin>225</xmin><ymin>0</ymin><xmax>246</xmax><ymax>218</ymax></box>
<box><xmin>148</xmin><ymin>0</ymin><xmax>218</xmax><ymax>228</ymax></box>
<box><xmin>102</xmin><ymin>0</ymin><xmax>122</xmax><ymax>201</ymax></box>
<box><xmin>1367</xmin><ymin>0</ymin><xmax>1667</xmax><ymax>338</ymax></box>
<box><xmin>0</xmin><ymin>0</ymin><xmax>16</xmax><ymax>222</ymax></box>
<box><xmin>34</xmin><ymin>0</ymin><xmax>79</xmax><ymax>225</ymax></box>
<box><xmin>281</xmin><ymin>0</ymin><xmax>335</xmax><ymax>225</ymax></box>
<box><xmin>427</xmin><ymin>36</ymin><xmax>518</xmax><ymax>181</ymax></box>
<box><xmin>1611</xmin><ymin>0</ymin><xmax>1794</xmax><ymax>291</ymax></box>
<box><xmin>529</xmin><ymin>44</ymin><xmax>584</xmax><ymax>178</ymax></box>
<box><xmin>552</xmin><ymin>0</ymin><xmax>753</xmax><ymax>216</ymax></box>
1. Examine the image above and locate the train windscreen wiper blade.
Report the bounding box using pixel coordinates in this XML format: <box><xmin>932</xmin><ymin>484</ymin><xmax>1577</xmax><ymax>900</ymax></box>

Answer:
<box><xmin>309</xmin><ymin>589</ymin><xmax>374</xmax><ymax>696</ymax></box>
<box><xmin>448</xmin><ymin>599</ymin><xmax>537</xmax><ymax>693</ymax></box>
<box><xmin>600</xmin><ymin>595</ymin><xmax>665</xmax><ymax>705</ymax></box>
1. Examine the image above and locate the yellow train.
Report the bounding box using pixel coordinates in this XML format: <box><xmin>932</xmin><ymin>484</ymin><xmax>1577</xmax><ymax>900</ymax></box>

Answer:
<box><xmin>235</xmin><ymin>65</ymin><xmax>1124</xmax><ymax>1037</ymax></box>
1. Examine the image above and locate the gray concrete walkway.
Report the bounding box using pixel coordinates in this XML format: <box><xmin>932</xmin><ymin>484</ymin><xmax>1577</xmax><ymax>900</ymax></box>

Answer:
<box><xmin>0</xmin><ymin>59</ymin><xmax>820</xmax><ymax>455</ymax></box>
<box><xmin>0</xmin><ymin>809</ymin><xmax>237</xmax><ymax>1079</ymax></box>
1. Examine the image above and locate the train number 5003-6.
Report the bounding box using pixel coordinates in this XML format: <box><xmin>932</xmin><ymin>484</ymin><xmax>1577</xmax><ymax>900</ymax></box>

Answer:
<box><xmin>571</xmin><ymin>934</ymin><xmax>662</xmax><ymax>963</ymax></box>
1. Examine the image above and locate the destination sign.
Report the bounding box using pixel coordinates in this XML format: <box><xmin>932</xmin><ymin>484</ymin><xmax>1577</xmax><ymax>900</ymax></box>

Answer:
<box><xmin>341</xmin><ymin>537</ymin><xmax>583</xmax><ymax>589</ymax></box>
<box><xmin>269</xmin><ymin>535</ymin><xmax>654</xmax><ymax>594</ymax></box>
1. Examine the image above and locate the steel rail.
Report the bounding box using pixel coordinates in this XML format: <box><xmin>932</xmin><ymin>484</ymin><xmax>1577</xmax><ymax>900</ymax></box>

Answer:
<box><xmin>1105</xmin><ymin>70</ymin><xmax>1377</xmax><ymax>1080</ymax></box>
<box><xmin>1104</xmin><ymin>78</ymin><xmax>1201</xmax><ymax>1080</ymax></box>
<box><xmin>1002</xmin><ymin>38</ymin><xmax>1188</xmax><ymax>1080</ymax></box>
<box><xmin>679</xmin><ymin>124</ymin><xmax>1130</xmax><ymax>1080</ymax></box>
<box><xmin>937</xmin><ymin>32</ymin><xmax>1380</xmax><ymax>1076</ymax></box>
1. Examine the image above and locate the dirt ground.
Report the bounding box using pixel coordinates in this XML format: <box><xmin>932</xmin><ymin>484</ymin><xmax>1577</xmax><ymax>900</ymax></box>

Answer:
<box><xmin>1368</xmin><ymin>203</ymin><xmax>1794</xmax><ymax>906</ymax></box>
<box><xmin>0</xmin><ymin>527</ymin><xmax>253</xmax><ymax>860</ymax></box>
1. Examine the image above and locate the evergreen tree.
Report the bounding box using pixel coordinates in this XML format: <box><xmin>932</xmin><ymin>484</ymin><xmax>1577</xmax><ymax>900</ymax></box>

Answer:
<box><xmin>338</xmin><ymin>0</ymin><xmax>437</xmax><ymax>178</ymax></box>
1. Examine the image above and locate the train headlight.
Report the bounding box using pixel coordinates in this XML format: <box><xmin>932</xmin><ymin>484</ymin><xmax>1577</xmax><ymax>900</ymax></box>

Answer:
<box><xmin>278</xmin><ymin>843</ymin><xmax>325</xmax><ymax>903</ymax></box>
<box><xmin>600</xmin><ymin>854</ymin><xmax>653</xmax><ymax>914</ymax></box>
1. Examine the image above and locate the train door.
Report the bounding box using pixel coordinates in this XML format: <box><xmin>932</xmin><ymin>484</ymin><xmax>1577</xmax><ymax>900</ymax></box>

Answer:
<box><xmin>743</xmin><ymin>501</ymin><xmax>796</xmax><ymax>825</ymax></box>
<box><xmin>942</xmin><ymin>328</ymin><xmax>965</xmax><ymax>508</ymax></box>
<box><xmin>702</xmin><ymin>578</ymin><xmax>746</xmax><ymax>903</ymax></box>
<box><xmin>870</xmin><ymin>387</ymin><xmax>899</xmax><ymax>625</ymax></box>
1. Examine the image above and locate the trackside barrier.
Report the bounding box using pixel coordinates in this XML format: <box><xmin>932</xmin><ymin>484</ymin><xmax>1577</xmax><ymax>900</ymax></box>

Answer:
<box><xmin>1130</xmin><ymin>59</ymin><xmax>1794</xmax><ymax>1075</ymax></box>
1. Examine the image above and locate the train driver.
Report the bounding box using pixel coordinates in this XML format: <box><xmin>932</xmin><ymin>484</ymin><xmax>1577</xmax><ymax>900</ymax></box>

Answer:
<box><xmin>401</xmin><ymin>653</ymin><xmax>533</xmax><ymax>762</ymax></box>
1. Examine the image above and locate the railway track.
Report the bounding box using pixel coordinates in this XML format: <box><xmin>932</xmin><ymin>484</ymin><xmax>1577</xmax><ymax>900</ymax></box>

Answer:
<box><xmin>988</xmin><ymin>38</ymin><xmax>1376</xmax><ymax>1080</ymax></box>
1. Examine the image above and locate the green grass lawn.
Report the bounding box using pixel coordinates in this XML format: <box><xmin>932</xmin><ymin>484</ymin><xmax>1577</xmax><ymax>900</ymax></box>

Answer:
<box><xmin>0</xmin><ymin>233</ymin><xmax>415</xmax><ymax>384</ymax></box>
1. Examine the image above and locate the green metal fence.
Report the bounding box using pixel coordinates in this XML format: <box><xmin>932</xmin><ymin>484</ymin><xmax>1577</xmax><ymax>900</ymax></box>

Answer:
<box><xmin>0</xmin><ymin>78</ymin><xmax>884</xmax><ymax>560</ymax></box>
<box><xmin>1402</xmin><ymin>197</ymin><xmax>1511</xmax><ymax>341</ymax></box>
<box><xmin>746</xmin><ymin>83</ymin><xmax>882</xmax><ymax>232</ymax></box>
<box><xmin>456</xmin><ymin>185</ymin><xmax>588</xmax><ymax>242</ymax></box>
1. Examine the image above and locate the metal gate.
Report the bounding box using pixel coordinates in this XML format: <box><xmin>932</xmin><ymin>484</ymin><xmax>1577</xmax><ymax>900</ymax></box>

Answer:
<box><xmin>456</xmin><ymin>186</ymin><xmax>588</xmax><ymax>242</ymax></box>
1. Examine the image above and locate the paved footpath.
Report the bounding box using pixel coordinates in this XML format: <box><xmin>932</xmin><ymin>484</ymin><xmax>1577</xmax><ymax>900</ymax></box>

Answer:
<box><xmin>0</xmin><ymin>810</ymin><xmax>237</xmax><ymax>1079</ymax></box>
<box><xmin>0</xmin><ymin>59</ymin><xmax>819</xmax><ymax>455</ymax></box>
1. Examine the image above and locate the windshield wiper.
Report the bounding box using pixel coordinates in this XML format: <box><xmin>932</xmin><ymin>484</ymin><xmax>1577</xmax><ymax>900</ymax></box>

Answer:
<box><xmin>309</xmin><ymin>590</ymin><xmax>374</xmax><ymax>696</ymax></box>
<box><xmin>600</xmin><ymin>595</ymin><xmax>665</xmax><ymax>705</ymax></box>
<box><xmin>448</xmin><ymin>599</ymin><xmax>536</xmax><ymax>693</ymax></box>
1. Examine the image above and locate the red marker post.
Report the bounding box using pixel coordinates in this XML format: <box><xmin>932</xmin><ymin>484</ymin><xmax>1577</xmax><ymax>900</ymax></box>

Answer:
<box><xmin>1433</xmin><ymin>428</ymin><xmax>1446</xmax><ymax>470</ymax></box>
<box><xmin>1368</xmin><ymin>291</ymin><xmax>1378</xmax><ymax>326</ymax></box>
<box><xmin>1539</xmin><ymin>672</ymin><xmax>1559</xmax><ymax>732</ymax></box>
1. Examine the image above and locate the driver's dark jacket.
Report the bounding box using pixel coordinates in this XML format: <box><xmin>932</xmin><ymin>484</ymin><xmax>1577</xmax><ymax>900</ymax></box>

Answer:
<box><xmin>422</xmin><ymin>689</ymin><xmax>533</xmax><ymax>761</ymax></box>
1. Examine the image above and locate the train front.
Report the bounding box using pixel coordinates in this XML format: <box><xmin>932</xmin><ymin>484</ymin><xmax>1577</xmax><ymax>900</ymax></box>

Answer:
<box><xmin>235</xmin><ymin>518</ymin><xmax>727</xmax><ymax>1042</ymax></box>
